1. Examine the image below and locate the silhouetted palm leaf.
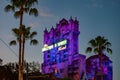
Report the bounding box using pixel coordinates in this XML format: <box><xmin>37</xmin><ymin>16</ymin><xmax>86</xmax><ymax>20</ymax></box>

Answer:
<box><xmin>4</xmin><ymin>5</ymin><xmax>14</xmax><ymax>12</ymax></box>
<box><xmin>14</xmin><ymin>11</ymin><xmax>20</xmax><ymax>19</ymax></box>
<box><xmin>29</xmin><ymin>8</ymin><xmax>38</xmax><ymax>16</ymax></box>
<box><xmin>86</xmin><ymin>36</ymin><xmax>112</xmax><ymax>54</ymax></box>
<box><xmin>30</xmin><ymin>31</ymin><xmax>37</xmax><ymax>39</ymax></box>
<box><xmin>86</xmin><ymin>47</ymin><xmax>92</xmax><ymax>53</ymax></box>
<box><xmin>107</xmin><ymin>48</ymin><xmax>112</xmax><ymax>54</ymax></box>
<box><xmin>10</xmin><ymin>26</ymin><xmax>38</xmax><ymax>46</ymax></box>
<box><xmin>30</xmin><ymin>39</ymin><xmax>38</xmax><ymax>45</ymax></box>
<box><xmin>9</xmin><ymin>40</ymin><xmax>17</xmax><ymax>46</ymax></box>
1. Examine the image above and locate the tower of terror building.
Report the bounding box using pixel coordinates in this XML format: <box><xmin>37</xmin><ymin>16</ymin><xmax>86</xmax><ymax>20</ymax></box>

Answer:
<box><xmin>41</xmin><ymin>18</ymin><xmax>86</xmax><ymax>79</ymax></box>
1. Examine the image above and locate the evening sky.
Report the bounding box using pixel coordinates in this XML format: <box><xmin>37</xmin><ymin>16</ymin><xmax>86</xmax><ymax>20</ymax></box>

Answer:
<box><xmin>0</xmin><ymin>0</ymin><xmax>120</xmax><ymax>80</ymax></box>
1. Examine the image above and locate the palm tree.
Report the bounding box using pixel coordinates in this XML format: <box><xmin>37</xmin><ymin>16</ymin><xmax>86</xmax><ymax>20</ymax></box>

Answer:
<box><xmin>10</xmin><ymin>25</ymin><xmax>38</xmax><ymax>61</ymax></box>
<box><xmin>5</xmin><ymin>0</ymin><xmax>38</xmax><ymax>80</ymax></box>
<box><xmin>9</xmin><ymin>25</ymin><xmax>38</xmax><ymax>80</ymax></box>
<box><xmin>86</xmin><ymin>36</ymin><xmax>112</xmax><ymax>80</ymax></box>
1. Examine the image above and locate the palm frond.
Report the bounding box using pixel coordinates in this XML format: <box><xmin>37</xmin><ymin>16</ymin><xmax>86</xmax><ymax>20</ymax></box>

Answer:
<box><xmin>93</xmin><ymin>48</ymin><xmax>99</xmax><ymax>54</ymax></box>
<box><xmin>9</xmin><ymin>40</ymin><xmax>17</xmax><ymax>46</ymax></box>
<box><xmin>105</xmin><ymin>42</ymin><xmax>111</xmax><ymax>47</ymax></box>
<box><xmin>30</xmin><ymin>31</ymin><xmax>37</xmax><ymax>39</ymax></box>
<box><xmin>11</xmin><ymin>0</ymin><xmax>20</xmax><ymax>8</ymax></box>
<box><xmin>101</xmin><ymin>46</ymin><xmax>106</xmax><ymax>51</ymax></box>
<box><xmin>95</xmin><ymin>36</ymin><xmax>103</xmax><ymax>46</ymax></box>
<box><xmin>26</xmin><ymin>0</ymin><xmax>38</xmax><ymax>7</ymax></box>
<box><xmin>29</xmin><ymin>8</ymin><xmax>38</xmax><ymax>17</ymax></box>
<box><xmin>107</xmin><ymin>48</ymin><xmax>112</xmax><ymax>54</ymax></box>
<box><xmin>11</xmin><ymin>27</ymin><xmax>20</xmax><ymax>42</ymax></box>
<box><xmin>30</xmin><ymin>39</ymin><xmax>38</xmax><ymax>45</ymax></box>
<box><xmin>86</xmin><ymin>35</ymin><xmax>112</xmax><ymax>55</ymax></box>
<box><xmin>23</xmin><ymin>26</ymin><xmax>31</xmax><ymax>39</ymax></box>
<box><xmin>89</xmin><ymin>39</ymin><xmax>96</xmax><ymax>48</ymax></box>
<box><xmin>86</xmin><ymin>47</ymin><xmax>92</xmax><ymax>53</ymax></box>
<box><xmin>24</xmin><ymin>7</ymin><xmax>29</xmax><ymax>13</ymax></box>
<box><xmin>4</xmin><ymin>4</ymin><xmax>14</xmax><ymax>12</ymax></box>
<box><xmin>14</xmin><ymin>11</ymin><xmax>20</xmax><ymax>19</ymax></box>
<box><xmin>103</xmin><ymin>38</ymin><xmax>107</xmax><ymax>44</ymax></box>
<box><xmin>25</xmin><ymin>27</ymin><xmax>31</xmax><ymax>35</ymax></box>
<box><xmin>12</xmin><ymin>28</ymin><xmax>20</xmax><ymax>37</ymax></box>
<box><xmin>96</xmin><ymin>36</ymin><xmax>102</xmax><ymax>42</ymax></box>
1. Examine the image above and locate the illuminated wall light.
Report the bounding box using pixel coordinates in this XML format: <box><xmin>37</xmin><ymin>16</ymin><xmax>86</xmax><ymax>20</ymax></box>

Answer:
<box><xmin>44</xmin><ymin>44</ymin><xmax>48</xmax><ymax>47</ymax></box>
<box><xmin>103</xmin><ymin>66</ymin><xmax>108</xmax><ymax>74</ymax></box>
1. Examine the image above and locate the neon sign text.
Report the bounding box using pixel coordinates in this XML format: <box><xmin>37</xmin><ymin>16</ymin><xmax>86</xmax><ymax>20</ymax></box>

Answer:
<box><xmin>42</xmin><ymin>40</ymin><xmax>67</xmax><ymax>52</ymax></box>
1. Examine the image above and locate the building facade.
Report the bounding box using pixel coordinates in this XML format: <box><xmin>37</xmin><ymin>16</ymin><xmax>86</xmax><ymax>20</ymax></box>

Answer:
<box><xmin>86</xmin><ymin>54</ymin><xmax>112</xmax><ymax>80</ymax></box>
<box><xmin>41</xmin><ymin>18</ymin><xmax>86</xmax><ymax>79</ymax></box>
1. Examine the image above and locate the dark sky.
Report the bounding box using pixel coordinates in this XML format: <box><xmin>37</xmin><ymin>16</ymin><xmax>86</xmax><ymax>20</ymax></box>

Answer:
<box><xmin>0</xmin><ymin>0</ymin><xmax>120</xmax><ymax>80</ymax></box>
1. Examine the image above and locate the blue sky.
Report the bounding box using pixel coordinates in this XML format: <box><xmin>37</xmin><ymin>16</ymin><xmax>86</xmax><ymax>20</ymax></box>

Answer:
<box><xmin>0</xmin><ymin>0</ymin><xmax>120</xmax><ymax>80</ymax></box>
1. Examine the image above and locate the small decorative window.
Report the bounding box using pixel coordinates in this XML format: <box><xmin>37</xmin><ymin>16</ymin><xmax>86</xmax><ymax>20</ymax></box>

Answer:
<box><xmin>47</xmin><ymin>55</ymin><xmax>50</xmax><ymax>58</ymax></box>
<box><xmin>60</xmin><ymin>68</ymin><xmax>64</xmax><ymax>73</ymax></box>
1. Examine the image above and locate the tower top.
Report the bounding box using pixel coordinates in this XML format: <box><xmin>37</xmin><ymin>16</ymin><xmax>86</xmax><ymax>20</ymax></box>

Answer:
<box><xmin>44</xmin><ymin>17</ymin><xmax>79</xmax><ymax>33</ymax></box>
<box><xmin>59</xmin><ymin>18</ymin><xmax>68</xmax><ymax>26</ymax></box>
<box><xmin>44</xmin><ymin>28</ymin><xmax>48</xmax><ymax>33</ymax></box>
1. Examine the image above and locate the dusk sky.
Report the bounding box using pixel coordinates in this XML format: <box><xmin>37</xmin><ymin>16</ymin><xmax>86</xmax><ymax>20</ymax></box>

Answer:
<box><xmin>0</xmin><ymin>0</ymin><xmax>120</xmax><ymax>80</ymax></box>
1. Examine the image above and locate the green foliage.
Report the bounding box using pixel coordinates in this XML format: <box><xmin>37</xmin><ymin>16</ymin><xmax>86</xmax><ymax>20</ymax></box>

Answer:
<box><xmin>0</xmin><ymin>61</ymin><xmax>40</xmax><ymax>80</ymax></box>
<box><xmin>9</xmin><ymin>25</ymin><xmax>38</xmax><ymax>46</ymax></box>
<box><xmin>29</xmin><ymin>8</ymin><xmax>38</xmax><ymax>16</ymax></box>
<box><xmin>86</xmin><ymin>36</ymin><xmax>112</xmax><ymax>54</ymax></box>
<box><xmin>9</xmin><ymin>40</ymin><xmax>17</xmax><ymax>46</ymax></box>
<box><xmin>30</xmin><ymin>39</ymin><xmax>38</xmax><ymax>45</ymax></box>
<box><xmin>0</xmin><ymin>62</ymin><xmax>18</xmax><ymax>80</ymax></box>
<box><xmin>26</xmin><ymin>61</ymin><xmax>40</xmax><ymax>73</ymax></box>
<box><xmin>4</xmin><ymin>0</ymin><xmax>38</xmax><ymax>18</ymax></box>
<box><xmin>86</xmin><ymin>47</ymin><xmax>92</xmax><ymax>53</ymax></box>
<box><xmin>14</xmin><ymin>11</ymin><xmax>21</xmax><ymax>19</ymax></box>
<box><xmin>4</xmin><ymin>4</ymin><xmax>14</xmax><ymax>12</ymax></box>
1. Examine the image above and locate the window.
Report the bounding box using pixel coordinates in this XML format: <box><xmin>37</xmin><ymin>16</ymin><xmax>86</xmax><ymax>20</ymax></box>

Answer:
<box><xmin>47</xmin><ymin>55</ymin><xmax>50</xmax><ymax>58</ymax></box>
<box><xmin>60</xmin><ymin>68</ymin><xmax>64</xmax><ymax>73</ymax></box>
<box><xmin>56</xmin><ymin>32</ymin><xmax>60</xmax><ymax>37</ymax></box>
<box><xmin>47</xmin><ymin>50</ymin><xmax>50</xmax><ymax>53</ymax></box>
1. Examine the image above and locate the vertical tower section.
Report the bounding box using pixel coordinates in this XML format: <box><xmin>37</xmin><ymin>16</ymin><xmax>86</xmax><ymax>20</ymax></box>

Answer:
<box><xmin>55</xmin><ymin>17</ymin><xmax>80</xmax><ymax>65</ymax></box>
<box><xmin>67</xmin><ymin>18</ymin><xmax>80</xmax><ymax>64</ymax></box>
<box><xmin>41</xmin><ymin>17</ymin><xmax>83</xmax><ymax>78</ymax></box>
<box><xmin>69</xmin><ymin>17</ymin><xmax>79</xmax><ymax>54</ymax></box>
<box><xmin>43</xmin><ymin>28</ymin><xmax>49</xmax><ymax>68</ymax></box>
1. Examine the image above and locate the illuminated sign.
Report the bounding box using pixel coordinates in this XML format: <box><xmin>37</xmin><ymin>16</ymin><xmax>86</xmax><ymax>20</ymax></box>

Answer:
<box><xmin>42</xmin><ymin>40</ymin><xmax>67</xmax><ymax>52</ymax></box>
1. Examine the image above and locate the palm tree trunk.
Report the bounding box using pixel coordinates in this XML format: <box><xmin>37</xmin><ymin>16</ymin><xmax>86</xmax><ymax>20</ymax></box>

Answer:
<box><xmin>22</xmin><ymin>38</ymin><xmax>25</xmax><ymax>70</ymax></box>
<box><xmin>18</xmin><ymin>29</ymin><xmax>23</xmax><ymax>80</ymax></box>
<box><xmin>98</xmin><ymin>51</ymin><xmax>103</xmax><ymax>80</ymax></box>
<box><xmin>18</xmin><ymin>6</ymin><xmax>23</xmax><ymax>80</ymax></box>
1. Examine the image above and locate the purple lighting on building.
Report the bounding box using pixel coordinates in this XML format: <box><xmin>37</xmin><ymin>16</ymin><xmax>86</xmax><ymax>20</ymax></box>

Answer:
<box><xmin>41</xmin><ymin>17</ymin><xmax>86</xmax><ymax>79</ymax></box>
<box><xmin>86</xmin><ymin>54</ymin><xmax>113</xmax><ymax>80</ymax></box>
<box><xmin>41</xmin><ymin>17</ymin><xmax>112</xmax><ymax>80</ymax></box>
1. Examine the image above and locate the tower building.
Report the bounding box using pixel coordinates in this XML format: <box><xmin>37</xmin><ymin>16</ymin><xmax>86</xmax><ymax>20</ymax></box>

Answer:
<box><xmin>41</xmin><ymin>18</ymin><xmax>86</xmax><ymax>79</ymax></box>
